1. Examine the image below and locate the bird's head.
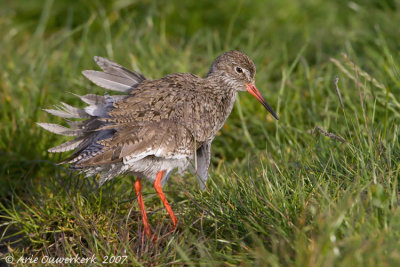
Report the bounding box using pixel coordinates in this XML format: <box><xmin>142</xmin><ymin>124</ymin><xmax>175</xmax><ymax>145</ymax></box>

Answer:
<box><xmin>208</xmin><ymin>50</ymin><xmax>279</xmax><ymax>120</ymax></box>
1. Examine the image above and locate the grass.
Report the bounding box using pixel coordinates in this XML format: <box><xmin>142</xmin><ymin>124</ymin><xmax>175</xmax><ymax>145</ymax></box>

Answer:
<box><xmin>1</xmin><ymin>0</ymin><xmax>400</xmax><ymax>265</ymax></box>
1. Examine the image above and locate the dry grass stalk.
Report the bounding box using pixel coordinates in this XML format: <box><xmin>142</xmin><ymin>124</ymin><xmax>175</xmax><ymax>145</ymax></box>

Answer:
<box><xmin>314</xmin><ymin>126</ymin><xmax>348</xmax><ymax>144</ymax></box>
<box><xmin>334</xmin><ymin>75</ymin><xmax>344</xmax><ymax>110</ymax></box>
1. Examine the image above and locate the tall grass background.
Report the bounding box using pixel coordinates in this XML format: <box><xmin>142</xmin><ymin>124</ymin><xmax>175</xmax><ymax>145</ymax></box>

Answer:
<box><xmin>1</xmin><ymin>0</ymin><xmax>400</xmax><ymax>265</ymax></box>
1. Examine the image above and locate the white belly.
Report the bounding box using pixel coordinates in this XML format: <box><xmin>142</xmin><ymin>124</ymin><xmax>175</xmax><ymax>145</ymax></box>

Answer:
<box><xmin>123</xmin><ymin>156</ymin><xmax>191</xmax><ymax>184</ymax></box>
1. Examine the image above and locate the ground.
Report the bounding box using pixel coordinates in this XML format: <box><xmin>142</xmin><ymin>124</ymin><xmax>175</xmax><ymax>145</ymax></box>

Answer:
<box><xmin>1</xmin><ymin>0</ymin><xmax>400</xmax><ymax>266</ymax></box>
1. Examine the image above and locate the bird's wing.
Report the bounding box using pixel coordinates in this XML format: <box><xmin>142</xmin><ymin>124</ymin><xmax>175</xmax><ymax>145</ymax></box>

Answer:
<box><xmin>75</xmin><ymin>119</ymin><xmax>197</xmax><ymax>167</ymax></box>
<box><xmin>192</xmin><ymin>140</ymin><xmax>212</xmax><ymax>190</ymax></box>
<box><xmin>82</xmin><ymin>56</ymin><xmax>146</xmax><ymax>93</ymax></box>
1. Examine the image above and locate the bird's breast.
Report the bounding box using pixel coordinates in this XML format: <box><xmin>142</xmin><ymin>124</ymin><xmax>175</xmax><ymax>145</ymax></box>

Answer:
<box><xmin>186</xmin><ymin>90</ymin><xmax>237</xmax><ymax>142</ymax></box>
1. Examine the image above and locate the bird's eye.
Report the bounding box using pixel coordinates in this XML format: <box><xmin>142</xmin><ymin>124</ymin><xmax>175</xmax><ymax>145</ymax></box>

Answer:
<box><xmin>235</xmin><ymin>67</ymin><xmax>243</xmax><ymax>73</ymax></box>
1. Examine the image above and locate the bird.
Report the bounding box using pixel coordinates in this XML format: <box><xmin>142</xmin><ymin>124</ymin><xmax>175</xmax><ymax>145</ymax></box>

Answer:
<box><xmin>37</xmin><ymin>50</ymin><xmax>279</xmax><ymax>241</ymax></box>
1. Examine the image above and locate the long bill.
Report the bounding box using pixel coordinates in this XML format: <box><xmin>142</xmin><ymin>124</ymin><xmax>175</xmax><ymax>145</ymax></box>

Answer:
<box><xmin>246</xmin><ymin>84</ymin><xmax>279</xmax><ymax>120</ymax></box>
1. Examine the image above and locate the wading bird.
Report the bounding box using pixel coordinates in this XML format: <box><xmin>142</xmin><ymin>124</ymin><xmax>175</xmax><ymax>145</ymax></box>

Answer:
<box><xmin>38</xmin><ymin>50</ymin><xmax>278</xmax><ymax>240</ymax></box>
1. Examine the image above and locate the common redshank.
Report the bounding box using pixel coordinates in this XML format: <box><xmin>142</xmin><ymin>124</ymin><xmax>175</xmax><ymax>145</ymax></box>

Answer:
<box><xmin>38</xmin><ymin>50</ymin><xmax>278</xmax><ymax>240</ymax></box>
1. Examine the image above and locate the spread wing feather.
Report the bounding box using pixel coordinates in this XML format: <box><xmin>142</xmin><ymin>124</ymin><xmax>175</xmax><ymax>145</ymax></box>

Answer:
<box><xmin>81</xmin><ymin>56</ymin><xmax>146</xmax><ymax>93</ymax></box>
<box><xmin>38</xmin><ymin>57</ymin><xmax>145</xmax><ymax>161</ymax></box>
<box><xmin>94</xmin><ymin>56</ymin><xmax>146</xmax><ymax>84</ymax></box>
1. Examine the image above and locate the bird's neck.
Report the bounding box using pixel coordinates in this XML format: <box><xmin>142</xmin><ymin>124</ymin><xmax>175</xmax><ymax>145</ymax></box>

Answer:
<box><xmin>204</xmin><ymin>74</ymin><xmax>238</xmax><ymax>138</ymax></box>
<box><xmin>206</xmin><ymin>72</ymin><xmax>237</xmax><ymax>93</ymax></box>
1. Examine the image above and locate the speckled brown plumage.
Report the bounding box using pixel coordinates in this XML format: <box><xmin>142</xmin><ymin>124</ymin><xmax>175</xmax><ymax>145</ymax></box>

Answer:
<box><xmin>81</xmin><ymin>73</ymin><xmax>239</xmax><ymax>166</ymax></box>
<box><xmin>38</xmin><ymin>50</ymin><xmax>279</xmax><ymax>184</ymax></box>
<box><xmin>38</xmin><ymin>50</ymin><xmax>278</xmax><ymax>240</ymax></box>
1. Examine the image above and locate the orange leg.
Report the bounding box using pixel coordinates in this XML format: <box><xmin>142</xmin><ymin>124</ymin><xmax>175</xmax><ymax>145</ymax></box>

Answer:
<box><xmin>134</xmin><ymin>178</ymin><xmax>155</xmax><ymax>240</ymax></box>
<box><xmin>154</xmin><ymin>171</ymin><xmax>178</xmax><ymax>229</ymax></box>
